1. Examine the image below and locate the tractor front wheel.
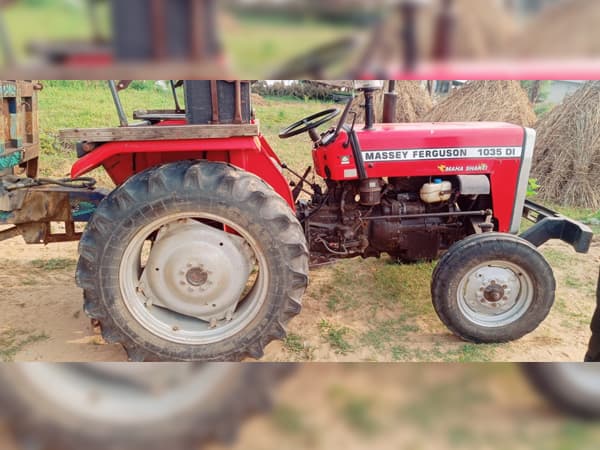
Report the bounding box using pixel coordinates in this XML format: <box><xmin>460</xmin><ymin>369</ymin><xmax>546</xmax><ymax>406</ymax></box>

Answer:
<box><xmin>76</xmin><ymin>161</ymin><xmax>309</xmax><ymax>361</ymax></box>
<box><xmin>523</xmin><ymin>363</ymin><xmax>600</xmax><ymax>418</ymax></box>
<box><xmin>431</xmin><ymin>233</ymin><xmax>555</xmax><ymax>343</ymax></box>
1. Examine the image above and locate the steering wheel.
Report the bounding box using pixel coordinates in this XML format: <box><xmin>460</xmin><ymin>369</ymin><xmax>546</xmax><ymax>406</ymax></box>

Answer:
<box><xmin>279</xmin><ymin>108</ymin><xmax>341</xmax><ymax>139</ymax></box>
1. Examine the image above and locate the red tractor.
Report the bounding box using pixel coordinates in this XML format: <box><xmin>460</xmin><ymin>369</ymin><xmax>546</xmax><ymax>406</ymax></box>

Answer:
<box><xmin>0</xmin><ymin>80</ymin><xmax>592</xmax><ymax>361</ymax></box>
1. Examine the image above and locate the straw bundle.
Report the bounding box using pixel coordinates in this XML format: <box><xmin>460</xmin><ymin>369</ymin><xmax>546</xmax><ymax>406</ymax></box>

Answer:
<box><xmin>533</xmin><ymin>81</ymin><xmax>600</xmax><ymax>209</ymax></box>
<box><xmin>422</xmin><ymin>81</ymin><xmax>537</xmax><ymax>127</ymax></box>
<box><xmin>510</xmin><ymin>0</ymin><xmax>600</xmax><ymax>58</ymax></box>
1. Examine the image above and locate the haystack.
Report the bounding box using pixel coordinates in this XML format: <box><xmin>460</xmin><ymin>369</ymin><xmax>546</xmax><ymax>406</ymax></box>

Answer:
<box><xmin>356</xmin><ymin>81</ymin><xmax>433</xmax><ymax>123</ymax></box>
<box><xmin>532</xmin><ymin>81</ymin><xmax>600</xmax><ymax>209</ymax></box>
<box><xmin>422</xmin><ymin>81</ymin><xmax>537</xmax><ymax>127</ymax></box>
<box><xmin>510</xmin><ymin>0</ymin><xmax>600</xmax><ymax>58</ymax></box>
<box><xmin>368</xmin><ymin>0</ymin><xmax>517</xmax><ymax>65</ymax></box>
<box><xmin>448</xmin><ymin>0</ymin><xmax>518</xmax><ymax>59</ymax></box>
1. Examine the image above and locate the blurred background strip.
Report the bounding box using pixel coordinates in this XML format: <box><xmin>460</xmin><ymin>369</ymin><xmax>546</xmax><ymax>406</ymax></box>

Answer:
<box><xmin>2</xmin><ymin>0</ymin><xmax>600</xmax><ymax>78</ymax></box>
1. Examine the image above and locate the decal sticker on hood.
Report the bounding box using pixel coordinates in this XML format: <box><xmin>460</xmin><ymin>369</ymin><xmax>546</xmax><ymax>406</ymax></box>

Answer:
<box><xmin>362</xmin><ymin>147</ymin><xmax>521</xmax><ymax>162</ymax></box>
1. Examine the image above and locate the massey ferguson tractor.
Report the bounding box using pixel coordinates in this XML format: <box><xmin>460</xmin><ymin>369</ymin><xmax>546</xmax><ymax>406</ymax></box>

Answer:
<box><xmin>0</xmin><ymin>80</ymin><xmax>593</xmax><ymax>361</ymax></box>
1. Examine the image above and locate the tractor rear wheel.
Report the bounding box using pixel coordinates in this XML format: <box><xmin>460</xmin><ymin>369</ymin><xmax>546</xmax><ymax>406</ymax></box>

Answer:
<box><xmin>431</xmin><ymin>233</ymin><xmax>555</xmax><ymax>343</ymax></box>
<box><xmin>0</xmin><ymin>364</ymin><xmax>289</xmax><ymax>450</ymax></box>
<box><xmin>76</xmin><ymin>161</ymin><xmax>309</xmax><ymax>361</ymax></box>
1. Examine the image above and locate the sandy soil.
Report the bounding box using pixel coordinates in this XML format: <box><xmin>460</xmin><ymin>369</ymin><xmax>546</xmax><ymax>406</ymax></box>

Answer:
<box><xmin>0</xmin><ymin>233</ymin><xmax>598</xmax><ymax>362</ymax></box>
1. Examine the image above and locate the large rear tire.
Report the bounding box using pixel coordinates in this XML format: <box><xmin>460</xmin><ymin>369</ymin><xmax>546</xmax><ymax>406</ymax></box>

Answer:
<box><xmin>0</xmin><ymin>364</ymin><xmax>290</xmax><ymax>450</ymax></box>
<box><xmin>431</xmin><ymin>233</ymin><xmax>555</xmax><ymax>343</ymax></box>
<box><xmin>76</xmin><ymin>161</ymin><xmax>309</xmax><ymax>361</ymax></box>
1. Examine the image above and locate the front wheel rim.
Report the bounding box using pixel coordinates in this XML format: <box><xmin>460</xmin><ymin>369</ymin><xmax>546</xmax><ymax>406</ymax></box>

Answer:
<box><xmin>119</xmin><ymin>212</ymin><xmax>270</xmax><ymax>345</ymax></box>
<box><xmin>456</xmin><ymin>260</ymin><xmax>534</xmax><ymax>328</ymax></box>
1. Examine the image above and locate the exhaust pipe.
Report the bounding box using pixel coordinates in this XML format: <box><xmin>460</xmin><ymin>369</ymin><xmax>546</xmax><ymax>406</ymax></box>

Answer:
<box><xmin>382</xmin><ymin>80</ymin><xmax>397</xmax><ymax>123</ymax></box>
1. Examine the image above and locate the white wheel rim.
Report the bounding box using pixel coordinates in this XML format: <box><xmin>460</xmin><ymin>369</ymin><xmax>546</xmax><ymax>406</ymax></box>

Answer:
<box><xmin>119</xmin><ymin>212</ymin><xmax>269</xmax><ymax>345</ymax></box>
<box><xmin>457</xmin><ymin>260</ymin><xmax>534</xmax><ymax>328</ymax></box>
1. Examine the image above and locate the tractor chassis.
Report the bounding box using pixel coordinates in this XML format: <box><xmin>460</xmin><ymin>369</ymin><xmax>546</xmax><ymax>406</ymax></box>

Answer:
<box><xmin>0</xmin><ymin>181</ymin><xmax>106</xmax><ymax>244</ymax></box>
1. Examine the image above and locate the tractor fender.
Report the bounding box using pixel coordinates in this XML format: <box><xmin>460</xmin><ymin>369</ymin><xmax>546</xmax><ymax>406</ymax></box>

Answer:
<box><xmin>70</xmin><ymin>135</ymin><xmax>295</xmax><ymax>209</ymax></box>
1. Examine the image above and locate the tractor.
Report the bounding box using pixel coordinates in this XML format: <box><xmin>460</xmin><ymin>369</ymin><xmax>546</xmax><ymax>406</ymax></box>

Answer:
<box><xmin>0</xmin><ymin>79</ymin><xmax>593</xmax><ymax>361</ymax></box>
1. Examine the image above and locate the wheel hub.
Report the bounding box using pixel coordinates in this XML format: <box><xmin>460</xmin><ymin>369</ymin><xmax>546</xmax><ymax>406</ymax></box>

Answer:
<box><xmin>483</xmin><ymin>282</ymin><xmax>505</xmax><ymax>303</ymax></box>
<box><xmin>186</xmin><ymin>267</ymin><xmax>209</xmax><ymax>287</ymax></box>
<box><xmin>456</xmin><ymin>261</ymin><xmax>534</xmax><ymax>328</ymax></box>
<box><xmin>138</xmin><ymin>219</ymin><xmax>254</xmax><ymax>322</ymax></box>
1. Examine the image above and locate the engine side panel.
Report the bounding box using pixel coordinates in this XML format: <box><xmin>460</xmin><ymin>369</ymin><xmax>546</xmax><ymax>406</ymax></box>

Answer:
<box><xmin>313</xmin><ymin>122</ymin><xmax>528</xmax><ymax>233</ymax></box>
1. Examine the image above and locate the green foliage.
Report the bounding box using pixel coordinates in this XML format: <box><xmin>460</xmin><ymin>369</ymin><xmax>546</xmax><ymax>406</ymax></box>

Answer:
<box><xmin>520</xmin><ymin>80</ymin><xmax>552</xmax><ymax>104</ymax></box>
<box><xmin>254</xmin><ymin>81</ymin><xmax>340</xmax><ymax>101</ymax></box>
<box><xmin>527</xmin><ymin>178</ymin><xmax>540</xmax><ymax>197</ymax></box>
<box><xmin>271</xmin><ymin>405</ymin><xmax>307</xmax><ymax>434</ymax></box>
<box><xmin>319</xmin><ymin>320</ymin><xmax>352</xmax><ymax>355</ymax></box>
<box><xmin>283</xmin><ymin>333</ymin><xmax>305</xmax><ymax>353</ymax></box>
<box><xmin>328</xmin><ymin>386</ymin><xmax>380</xmax><ymax>436</ymax></box>
<box><xmin>534</xmin><ymin>102</ymin><xmax>555</xmax><ymax>117</ymax></box>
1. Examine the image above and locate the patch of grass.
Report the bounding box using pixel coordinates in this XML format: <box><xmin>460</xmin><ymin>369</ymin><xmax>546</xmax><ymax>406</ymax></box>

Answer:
<box><xmin>553</xmin><ymin>297</ymin><xmax>590</xmax><ymax>327</ymax></box>
<box><xmin>340</xmin><ymin>397</ymin><xmax>379</xmax><ymax>436</ymax></box>
<box><xmin>541</xmin><ymin>248</ymin><xmax>577</xmax><ymax>267</ymax></box>
<box><xmin>398</xmin><ymin>371</ymin><xmax>493</xmax><ymax>429</ymax></box>
<box><xmin>565</xmin><ymin>275</ymin><xmax>584</xmax><ymax>289</ymax></box>
<box><xmin>447</xmin><ymin>343</ymin><xmax>497</xmax><ymax>363</ymax></box>
<box><xmin>283</xmin><ymin>333</ymin><xmax>305</xmax><ymax>353</ymax></box>
<box><xmin>361</xmin><ymin>318</ymin><xmax>420</xmax><ymax>351</ymax></box>
<box><xmin>319</xmin><ymin>320</ymin><xmax>352</xmax><ymax>355</ymax></box>
<box><xmin>223</xmin><ymin>15</ymin><xmax>354</xmax><ymax>76</ymax></box>
<box><xmin>31</xmin><ymin>258</ymin><xmax>77</xmax><ymax>271</ymax></box>
<box><xmin>283</xmin><ymin>333</ymin><xmax>316</xmax><ymax>360</ymax></box>
<box><xmin>553</xmin><ymin>421</ymin><xmax>597</xmax><ymax>450</ymax></box>
<box><xmin>390</xmin><ymin>342</ymin><xmax>497</xmax><ymax>362</ymax></box>
<box><xmin>0</xmin><ymin>328</ymin><xmax>49</xmax><ymax>361</ymax></box>
<box><xmin>328</xmin><ymin>386</ymin><xmax>380</xmax><ymax>436</ymax></box>
<box><xmin>271</xmin><ymin>404</ymin><xmax>307</xmax><ymax>435</ymax></box>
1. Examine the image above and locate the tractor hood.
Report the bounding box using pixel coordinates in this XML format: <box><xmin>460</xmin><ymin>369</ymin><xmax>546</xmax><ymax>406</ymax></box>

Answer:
<box><xmin>355</xmin><ymin>122</ymin><xmax>526</xmax><ymax>156</ymax></box>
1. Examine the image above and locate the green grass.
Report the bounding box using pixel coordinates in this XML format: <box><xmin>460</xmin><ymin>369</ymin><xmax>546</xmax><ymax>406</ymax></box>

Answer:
<box><xmin>328</xmin><ymin>385</ymin><xmax>380</xmax><ymax>436</ymax></box>
<box><xmin>319</xmin><ymin>320</ymin><xmax>352</xmax><ymax>355</ymax></box>
<box><xmin>541</xmin><ymin>248</ymin><xmax>578</xmax><ymax>267</ymax></box>
<box><xmin>0</xmin><ymin>328</ymin><xmax>49</xmax><ymax>361</ymax></box>
<box><xmin>222</xmin><ymin>15</ymin><xmax>354</xmax><ymax>76</ymax></box>
<box><xmin>31</xmin><ymin>258</ymin><xmax>77</xmax><ymax>271</ymax></box>
<box><xmin>271</xmin><ymin>404</ymin><xmax>307</xmax><ymax>435</ymax></box>
<box><xmin>283</xmin><ymin>333</ymin><xmax>305</xmax><ymax>354</ymax></box>
<box><xmin>35</xmin><ymin>81</ymin><xmax>331</xmax><ymax>184</ymax></box>
<box><xmin>37</xmin><ymin>81</ymin><xmax>177</xmax><ymax>183</ymax></box>
<box><xmin>3</xmin><ymin>2</ymin><xmax>109</xmax><ymax>62</ymax></box>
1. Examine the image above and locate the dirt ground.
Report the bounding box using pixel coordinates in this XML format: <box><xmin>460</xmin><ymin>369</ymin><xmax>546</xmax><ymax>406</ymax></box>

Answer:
<box><xmin>0</xmin><ymin>365</ymin><xmax>598</xmax><ymax>450</ymax></box>
<box><xmin>0</xmin><ymin>232</ymin><xmax>598</xmax><ymax>362</ymax></box>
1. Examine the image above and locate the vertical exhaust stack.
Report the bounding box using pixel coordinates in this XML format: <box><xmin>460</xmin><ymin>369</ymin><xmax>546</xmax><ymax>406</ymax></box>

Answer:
<box><xmin>382</xmin><ymin>81</ymin><xmax>398</xmax><ymax>123</ymax></box>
